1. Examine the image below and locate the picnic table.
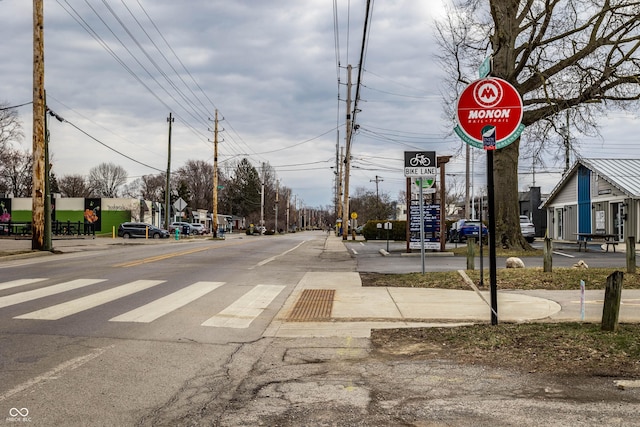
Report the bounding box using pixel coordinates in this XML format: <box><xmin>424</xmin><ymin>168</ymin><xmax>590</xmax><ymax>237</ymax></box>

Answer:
<box><xmin>575</xmin><ymin>232</ymin><xmax>619</xmax><ymax>252</ymax></box>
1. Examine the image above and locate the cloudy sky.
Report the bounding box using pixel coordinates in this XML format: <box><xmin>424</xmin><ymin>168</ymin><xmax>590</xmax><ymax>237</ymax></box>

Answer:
<box><xmin>1</xmin><ymin>0</ymin><xmax>638</xmax><ymax>209</ymax></box>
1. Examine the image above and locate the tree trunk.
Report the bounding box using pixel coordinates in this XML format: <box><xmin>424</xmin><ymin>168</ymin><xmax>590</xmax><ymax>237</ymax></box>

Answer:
<box><xmin>493</xmin><ymin>139</ymin><xmax>530</xmax><ymax>249</ymax></box>
<box><xmin>489</xmin><ymin>0</ymin><xmax>530</xmax><ymax>250</ymax></box>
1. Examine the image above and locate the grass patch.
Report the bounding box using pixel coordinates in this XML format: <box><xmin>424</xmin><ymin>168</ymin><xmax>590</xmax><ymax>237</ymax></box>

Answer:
<box><xmin>361</xmin><ymin>267</ymin><xmax>640</xmax><ymax>290</ymax></box>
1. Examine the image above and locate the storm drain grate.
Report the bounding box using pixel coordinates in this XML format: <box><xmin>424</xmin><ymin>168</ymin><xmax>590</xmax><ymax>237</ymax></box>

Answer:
<box><xmin>288</xmin><ymin>289</ymin><xmax>335</xmax><ymax>321</ymax></box>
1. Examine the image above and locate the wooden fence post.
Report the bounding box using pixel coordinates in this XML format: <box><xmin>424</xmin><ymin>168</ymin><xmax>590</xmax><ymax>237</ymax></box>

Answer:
<box><xmin>543</xmin><ymin>236</ymin><xmax>552</xmax><ymax>273</ymax></box>
<box><xmin>626</xmin><ymin>236</ymin><xmax>636</xmax><ymax>274</ymax></box>
<box><xmin>467</xmin><ymin>237</ymin><xmax>475</xmax><ymax>271</ymax></box>
<box><xmin>601</xmin><ymin>271</ymin><xmax>624</xmax><ymax>332</ymax></box>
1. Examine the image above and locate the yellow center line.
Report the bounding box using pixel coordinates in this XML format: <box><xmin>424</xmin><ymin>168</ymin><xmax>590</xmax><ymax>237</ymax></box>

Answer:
<box><xmin>113</xmin><ymin>240</ymin><xmax>249</xmax><ymax>268</ymax></box>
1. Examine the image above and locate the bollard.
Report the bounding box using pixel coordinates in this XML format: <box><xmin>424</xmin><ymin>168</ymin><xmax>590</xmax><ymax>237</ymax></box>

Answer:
<box><xmin>601</xmin><ymin>271</ymin><xmax>624</xmax><ymax>332</ymax></box>
<box><xmin>175</xmin><ymin>228</ymin><xmax>180</xmax><ymax>240</ymax></box>
<box><xmin>543</xmin><ymin>236</ymin><xmax>553</xmax><ymax>272</ymax></box>
<box><xmin>466</xmin><ymin>237</ymin><xmax>475</xmax><ymax>270</ymax></box>
<box><xmin>627</xmin><ymin>236</ymin><xmax>636</xmax><ymax>274</ymax></box>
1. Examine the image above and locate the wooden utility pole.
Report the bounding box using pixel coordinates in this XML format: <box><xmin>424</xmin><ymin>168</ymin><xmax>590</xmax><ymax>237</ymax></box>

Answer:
<box><xmin>275</xmin><ymin>181</ymin><xmax>279</xmax><ymax>233</ymax></box>
<box><xmin>336</xmin><ymin>146</ymin><xmax>343</xmax><ymax>232</ymax></box>
<box><xmin>342</xmin><ymin>64</ymin><xmax>353</xmax><ymax>240</ymax></box>
<box><xmin>32</xmin><ymin>0</ymin><xmax>46</xmax><ymax>250</ymax></box>
<box><xmin>165</xmin><ymin>113</ymin><xmax>174</xmax><ymax>230</ymax></box>
<box><xmin>212</xmin><ymin>110</ymin><xmax>219</xmax><ymax>237</ymax></box>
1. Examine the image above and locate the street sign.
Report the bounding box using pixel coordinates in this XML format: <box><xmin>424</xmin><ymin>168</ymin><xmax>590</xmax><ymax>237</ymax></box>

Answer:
<box><xmin>350</xmin><ymin>212</ymin><xmax>358</xmax><ymax>219</ymax></box>
<box><xmin>404</xmin><ymin>151</ymin><xmax>436</xmax><ymax>177</ymax></box>
<box><xmin>479</xmin><ymin>56</ymin><xmax>492</xmax><ymax>78</ymax></box>
<box><xmin>454</xmin><ymin>77</ymin><xmax>524</xmax><ymax>150</ymax></box>
<box><xmin>173</xmin><ymin>197</ymin><xmax>187</xmax><ymax>212</ymax></box>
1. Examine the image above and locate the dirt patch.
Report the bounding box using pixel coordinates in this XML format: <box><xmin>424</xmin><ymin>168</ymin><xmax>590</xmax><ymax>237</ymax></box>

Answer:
<box><xmin>372</xmin><ymin>323</ymin><xmax>640</xmax><ymax>377</ymax></box>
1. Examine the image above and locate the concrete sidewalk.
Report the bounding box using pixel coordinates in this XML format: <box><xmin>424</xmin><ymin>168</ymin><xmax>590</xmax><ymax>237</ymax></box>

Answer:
<box><xmin>266</xmin><ymin>235</ymin><xmax>640</xmax><ymax>338</ymax></box>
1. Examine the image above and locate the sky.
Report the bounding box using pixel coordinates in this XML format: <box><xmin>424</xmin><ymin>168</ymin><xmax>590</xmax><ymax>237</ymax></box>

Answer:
<box><xmin>1</xmin><ymin>0</ymin><xmax>639</xmax><ymax>210</ymax></box>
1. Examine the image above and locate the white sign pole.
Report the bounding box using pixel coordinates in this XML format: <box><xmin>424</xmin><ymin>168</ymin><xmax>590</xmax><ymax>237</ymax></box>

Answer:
<box><xmin>419</xmin><ymin>181</ymin><xmax>425</xmax><ymax>274</ymax></box>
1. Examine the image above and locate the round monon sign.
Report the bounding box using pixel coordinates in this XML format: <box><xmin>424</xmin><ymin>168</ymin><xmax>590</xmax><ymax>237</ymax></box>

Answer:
<box><xmin>454</xmin><ymin>77</ymin><xmax>524</xmax><ymax>150</ymax></box>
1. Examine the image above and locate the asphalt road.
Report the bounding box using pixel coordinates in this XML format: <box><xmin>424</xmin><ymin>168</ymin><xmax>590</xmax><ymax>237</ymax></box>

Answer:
<box><xmin>347</xmin><ymin>238</ymin><xmax>632</xmax><ymax>272</ymax></box>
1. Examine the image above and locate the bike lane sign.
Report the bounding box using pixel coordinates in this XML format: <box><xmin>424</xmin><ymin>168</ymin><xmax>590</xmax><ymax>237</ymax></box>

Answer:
<box><xmin>404</xmin><ymin>151</ymin><xmax>436</xmax><ymax>177</ymax></box>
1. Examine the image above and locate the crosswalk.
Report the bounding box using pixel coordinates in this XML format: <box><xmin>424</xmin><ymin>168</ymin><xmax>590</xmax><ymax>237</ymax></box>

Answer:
<box><xmin>0</xmin><ymin>278</ymin><xmax>285</xmax><ymax>329</ymax></box>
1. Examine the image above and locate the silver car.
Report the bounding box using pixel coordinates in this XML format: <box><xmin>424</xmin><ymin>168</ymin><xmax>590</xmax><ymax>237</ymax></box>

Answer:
<box><xmin>520</xmin><ymin>215</ymin><xmax>535</xmax><ymax>243</ymax></box>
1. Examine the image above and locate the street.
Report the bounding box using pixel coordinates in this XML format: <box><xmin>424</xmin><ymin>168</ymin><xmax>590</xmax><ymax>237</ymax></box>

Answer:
<box><xmin>0</xmin><ymin>232</ymin><xmax>347</xmax><ymax>426</ymax></box>
<box><xmin>1</xmin><ymin>233</ymin><xmax>639</xmax><ymax>426</ymax></box>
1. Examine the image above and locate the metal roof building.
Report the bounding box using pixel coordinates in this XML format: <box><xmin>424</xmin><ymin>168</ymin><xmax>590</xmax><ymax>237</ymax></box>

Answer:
<box><xmin>542</xmin><ymin>158</ymin><xmax>640</xmax><ymax>243</ymax></box>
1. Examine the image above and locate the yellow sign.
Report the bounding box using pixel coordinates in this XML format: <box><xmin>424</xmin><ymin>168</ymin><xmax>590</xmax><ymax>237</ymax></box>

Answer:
<box><xmin>350</xmin><ymin>212</ymin><xmax>358</xmax><ymax>219</ymax></box>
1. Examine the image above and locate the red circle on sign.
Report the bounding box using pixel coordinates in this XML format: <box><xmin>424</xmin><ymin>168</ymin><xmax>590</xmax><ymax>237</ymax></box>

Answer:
<box><xmin>456</xmin><ymin>77</ymin><xmax>523</xmax><ymax>147</ymax></box>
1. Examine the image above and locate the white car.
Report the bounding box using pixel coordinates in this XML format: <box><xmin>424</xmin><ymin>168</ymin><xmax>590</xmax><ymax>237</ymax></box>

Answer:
<box><xmin>520</xmin><ymin>215</ymin><xmax>536</xmax><ymax>243</ymax></box>
<box><xmin>190</xmin><ymin>223</ymin><xmax>206</xmax><ymax>235</ymax></box>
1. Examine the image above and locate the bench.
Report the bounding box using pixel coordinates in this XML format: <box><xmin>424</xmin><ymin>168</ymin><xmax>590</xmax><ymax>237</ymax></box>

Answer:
<box><xmin>576</xmin><ymin>233</ymin><xmax>619</xmax><ymax>253</ymax></box>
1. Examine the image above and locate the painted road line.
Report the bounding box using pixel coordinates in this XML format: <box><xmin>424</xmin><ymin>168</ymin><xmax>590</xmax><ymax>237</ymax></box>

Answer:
<box><xmin>0</xmin><ymin>278</ymin><xmax>48</xmax><ymax>291</ymax></box>
<box><xmin>14</xmin><ymin>280</ymin><xmax>165</xmax><ymax>320</ymax></box>
<box><xmin>251</xmin><ymin>241</ymin><xmax>307</xmax><ymax>269</ymax></box>
<box><xmin>0</xmin><ymin>345</ymin><xmax>113</xmax><ymax>403</ymax></box>
<box><xmin>109</xmin><ymin>281</ymin><xmax>225</xmax><ymax>323</ymax></box>
<box><xmin>201</xmin><ymin>284</ymin><xmax>285</xmax><ymax>328</ymax></box>
<box><xmin>113</xmin><ymin>246</ymin><xmax>212</xmax><ymax>267</ymax></box>
<box><xmin>113</xmin><ymin>240</ymin><xmax>252</xmax><ymax>268</ymax></box>
<box><xmin>0</xmin><ymin>279</ymin><xmax>107</xmax><ymax>309</ymax></box>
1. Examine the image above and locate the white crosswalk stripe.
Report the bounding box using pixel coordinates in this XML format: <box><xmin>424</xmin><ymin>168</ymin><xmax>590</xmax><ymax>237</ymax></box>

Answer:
<box><xmin>1</xmin><ymin>279</ymin><xmax>286</xmax><ymax>329</ymax></box>
<box><xmin>109</xmin><ymin>281</ymin><xmax>224</xmax><ymax>323</ymax></box>
<box><xmin>201</xmin><ymin>284</ymin><xmax>285</xmax><ymax>328</ymax></box>
<box><xmin>0</xmin><ymin>279</ymin><xmax>107</xmax><ymax>309</ymax></box>
<box><xmin>0</xmin><ymin>278</ymin><xmax>48</xmax><ymax>292</ymax></box>
<box><xmin>14</xmin><ymin>280</ymin><xmax>165</xmax><ymax>320</ymax></box>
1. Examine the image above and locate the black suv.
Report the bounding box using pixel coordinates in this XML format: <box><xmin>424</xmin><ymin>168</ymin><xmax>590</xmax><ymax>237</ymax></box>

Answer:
<box><xmin>117</xmin><ymin>222</ymin><xmax>169</xmax><ymax>239</ymax></box>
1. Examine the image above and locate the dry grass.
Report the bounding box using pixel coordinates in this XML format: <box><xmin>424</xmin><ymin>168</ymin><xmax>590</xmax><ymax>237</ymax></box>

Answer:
<box><xmin>365</xmin><ymin>267</ymin><xmax>640</xmax><ymax>377</ymax></box>
<box><xmin>361</xmin><ymin>268</ymin><xmax>640</xmax><ymax>291</ymax></box>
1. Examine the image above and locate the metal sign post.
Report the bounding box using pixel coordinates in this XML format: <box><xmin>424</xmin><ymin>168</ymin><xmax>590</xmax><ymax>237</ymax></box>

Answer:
<box><xmin>454</xmin><ymin>76</ymin><xmax>524</xmax><ymax>325</ymax></box>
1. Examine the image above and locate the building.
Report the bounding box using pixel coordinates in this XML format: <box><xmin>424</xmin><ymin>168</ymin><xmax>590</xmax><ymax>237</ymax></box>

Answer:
<box><xmin>542</xmin><ymin>158</ymin><xmax>640</xmax><ymax>242</ymax></box>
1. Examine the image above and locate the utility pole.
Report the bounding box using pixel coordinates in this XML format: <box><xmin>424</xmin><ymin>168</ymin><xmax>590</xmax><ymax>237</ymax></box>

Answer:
<box><xmin>165</xmin><ymin>113</ymin><xmax>173</xmax><ymax>230</ymax></box>
<box><xmin>342</xmin><ymin>64</ymin><xmax>353</xmax><ymax>240</ymax></box>
<box><xmin>370</xmin><ymin>175</ymin><xmax>383</xmax><ymax>219</ymax></box>
<box><xmin>336</xmin><ymin>146</ymin><xmax>344</xmax><ymax>234</ymax></box>
<box><xmin>212</xmin><ymin>110</ymin><xmax>219</xmax><ymax>237</ymax></box>
<box><xmin>260</xmin><ymin>164</ymin><xmax>265</xmax><ymax>231</ymax></box>
<box><xmin>32</xmin><ymin>0</ymin><xmax>46</xmax><ymax>250</ymax></box>
<box><xmin>274</xmin><ymin>180</ymin><xmax>279</xmax><ymax>233</ymax></box>
<box><xmin>43</xmin><ymin>92</ymin><xmax>52</xmax><ymax>251</ymax></box>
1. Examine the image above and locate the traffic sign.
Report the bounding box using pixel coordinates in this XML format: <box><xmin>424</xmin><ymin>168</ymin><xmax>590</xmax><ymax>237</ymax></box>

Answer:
<box><xmin>478</xmin><ymin>56</ymin><xmax>492</xmax><ymax>78</ymax></box>
<box><xmin>454</xmin><ymin>77</ymin><xmax>524</xmax><ymax>150</ymax></box>
<box><xmin>404</xmin><ymin>151</ymin><xmax>436</xmax><ymax>177</ymax></box>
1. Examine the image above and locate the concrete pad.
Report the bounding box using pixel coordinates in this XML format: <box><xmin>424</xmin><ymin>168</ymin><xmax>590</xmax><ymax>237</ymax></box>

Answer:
<box><xmin>332</xmin><ymin>288</ymin><xmax>402</xmax><ymax>319</ymax></box>
<box><xmin>495</xmin><ymin>292</ymin><xmax>562</xmax><ymax>321</ymax></box>
<box><xmin>388</xmin><ymin>288</ymin><xmax>489</xmax><ymax>320</ymax></box>
<box><xmin>297</xmin><ymin>272</ymin><xmax>362</xmax><ymax>289</ymax></box>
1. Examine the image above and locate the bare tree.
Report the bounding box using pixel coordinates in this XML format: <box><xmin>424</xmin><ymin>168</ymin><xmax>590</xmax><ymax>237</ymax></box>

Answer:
<box><xmin>88</xmin><ymin>163</ymin><xmax>128</xmax><ymax>198</ymax></box>
<box><xmin>175</xmin><ymin>160</ymin><xmax>214</xmax><ymax>211</ymax></box>
<box><xmin>0</xmin><ymin>102</ymin><xmax>23</xmax><ymax>153</ymax></box>
<box><xmin>57</xmin><ymin>174</ymin><xmax>91</xmax><ymax>197</ymax></box>
<box><xmin>0</xmin><ymin>147</ymin><xmax>32</xmax><ymax>197</ymax></box>
<box><xmin>436</xmin><ymin>0</ymin><xmax>640</xmax><ymax>249</ymax></box>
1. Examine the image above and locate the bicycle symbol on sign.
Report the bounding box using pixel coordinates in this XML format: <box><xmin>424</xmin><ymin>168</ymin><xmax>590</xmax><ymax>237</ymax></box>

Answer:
<box><xmin>409</xmin><ymin>153</ymin><xmax>431</xmax><ymax>167</ymax></box>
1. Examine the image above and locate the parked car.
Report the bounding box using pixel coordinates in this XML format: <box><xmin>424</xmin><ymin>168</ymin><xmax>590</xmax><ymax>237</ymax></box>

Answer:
<box><xmin>118</xmin><ymin>222</ymin><xmax>169</xmax><ymax>239</ymax></box>
<box><xmin>190</xmin><ymin>223</ymin><xmax>206</xmax><ymax>235</ymax></box>
<box><xmin>520</xmin><ymin>215</ymin><xmax>536</xmax><ymax>243</ymax></box>
<box><xmin>448</xmin><ymin>219</ymin><xmax>488</xmax><ymax>243</ymax></box>
<box><xmin>169</xmin><ymin>221</ymin><xmax>195</xmax><ymax>235</ymax></box>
